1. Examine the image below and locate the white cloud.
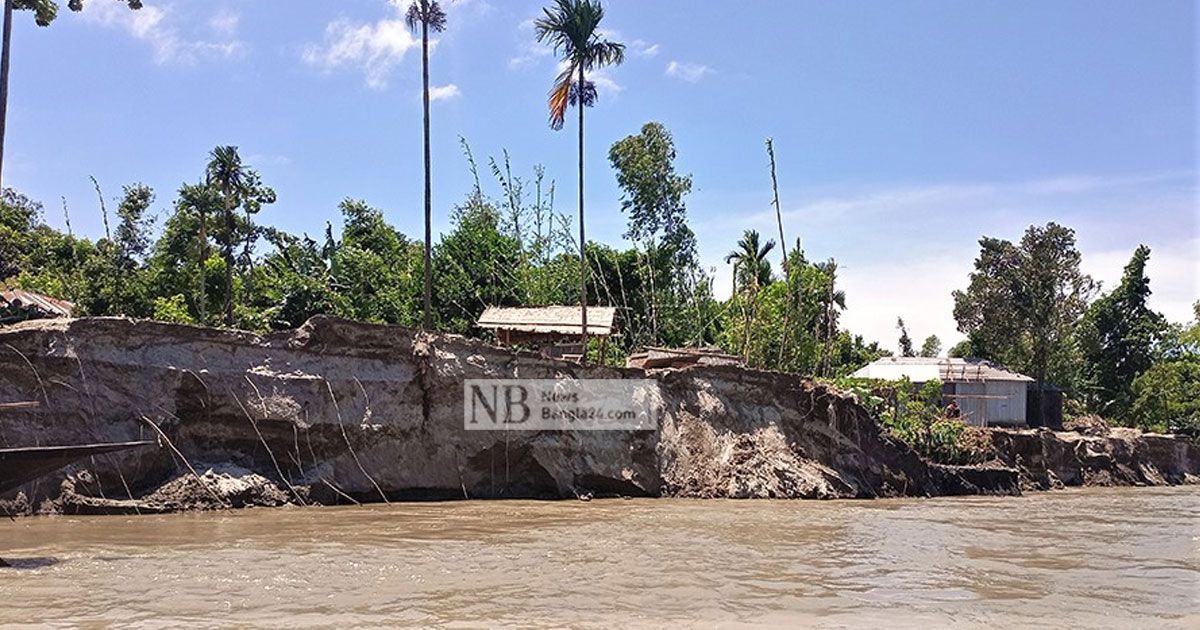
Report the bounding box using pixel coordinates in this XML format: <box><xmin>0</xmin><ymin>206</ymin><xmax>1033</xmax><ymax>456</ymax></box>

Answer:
<box><xmin>512</xmin><ymin>25</ymin><xmax>657</xmax><ymax>69</ymax></box>
<box><xmin>588</xmin><ymin>69</ymin><xmax>623</xmax><ymax>95</ymax></box>
<box><xmin>596</xmin><ymin>29</ymin><xmax>658</xmax><ymax>58</ymax></box>
<box><xmin>81</xmin><ymin>2</ymin><xmax>245</xmax><ymax>65</ymax></box>
<box><xmin>635</xmin><ymin>42</ymin><xmax>660</xmax><ymax>58</ymax></box>
<box><xmin>303</xmin><ymin>16</ymin><xmax>422</xmax><ymax>90</ymax></box>
<box><xmin>209</xmin><ymin>8</ymin><xmax>239</xmax><ymax>38</ymax></box>
<box><xmin>698</xmin><ymin>170</ymin><xmax>1197</xmax><ymax>348</ymax></box>
<box><xmin>666</xmin><ymin>60</ymin><xmax>712</xmax><ymax>83</ymax></box>
<box><xmin>508</xmin><ymin>18</ymin><xmax>553</xmax><ymax>69</ymax></box>
<box><xmin>540</xmin><ymin>60</ymin><xmax>622</xmax><ymax>96</ymax></box>
<box><xmin>428</xmin><ymin>83</ymin><xmax>461</xmax><ymax>101</ymax></box>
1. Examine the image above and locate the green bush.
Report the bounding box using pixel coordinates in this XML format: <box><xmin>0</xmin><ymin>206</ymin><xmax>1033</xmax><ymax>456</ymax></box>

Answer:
<box><xmin>826</xmin><ymin>376</ymin><xmax>993</xmax><ymax>465</ymax></box>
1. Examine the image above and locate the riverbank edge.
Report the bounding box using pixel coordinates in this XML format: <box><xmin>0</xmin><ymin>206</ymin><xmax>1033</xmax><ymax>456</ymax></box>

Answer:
<box><xmin>1</xmin><ymin>316</ymin><xmax>1197</xmax><ymax>516</ymax></box>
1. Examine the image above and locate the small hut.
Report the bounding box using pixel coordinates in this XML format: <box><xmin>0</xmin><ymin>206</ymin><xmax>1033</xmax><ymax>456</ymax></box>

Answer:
<box><xmin>476</xmin><ymin>305</ymin><xmax>617</xmax><ymax>361</ymax></box>
<box><xmin>851</xmin><ymin>356</ymin><xmax>1041</xmax><ymax>427</ymax></box>
<box><xmin>0</xmin><ymin>289</ymin><xmax>75</xmax><ymax>325</ymax></box>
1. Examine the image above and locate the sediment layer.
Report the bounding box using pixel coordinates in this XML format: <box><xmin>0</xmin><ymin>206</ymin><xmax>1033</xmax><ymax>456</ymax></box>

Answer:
<box><xmin>0</xmin><ymin>317</ymin><xmax>1195</xmax><ymax>514</ymax></box>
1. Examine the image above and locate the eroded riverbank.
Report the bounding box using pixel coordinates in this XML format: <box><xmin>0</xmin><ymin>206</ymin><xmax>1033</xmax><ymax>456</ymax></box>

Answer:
<box><xmin>2</xmin><ymin>486</ymin><xmax>1198</xmax><ymax>628</ymax></box>
<box><xmin>1</xmin><ymin>316</ymin><xmax>1197</xmax><ymax>515</ymax></box>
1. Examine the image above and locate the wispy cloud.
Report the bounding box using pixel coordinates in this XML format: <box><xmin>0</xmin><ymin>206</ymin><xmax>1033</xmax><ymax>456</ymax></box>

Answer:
<box><xmin>428</xmin><ymin>83</ymin><xmax>461</xmax><ymax>101</ymax></box>
<box><xmin>666</xmin><ymin>60</ymin><xmax>712</xmax><ymax>83</ymax></box>
<box><xmin>511</xmin><ymin>24</ymin><xmax>657</xmax><ymax>69</ymax></box>
<box><xmin>551</xmin><ymin>60</ymin><xmax>622</xmax><ymax>96</ymax></box>
<box><xmin>596</xmin><ymin>29</ymin><xmax>658</xmax><ymax>58</ymax></box>
<box><xmin>629</xmin><ymin>40</ymin><xmax>659</xmax><ymax>58</ymax></box>
<box><xmin>80</xmin><ymin>3</ymin><xmax>245</xmax><ymax>65</ymax></box>
<box><xmin>508</xmin><ymin>18</ymin><xmax>553</xmax><ymax>69</ymax></box>
<box><xmin>208</xmin><ymin>7</ymin><xmax>239</xmax><ymax>38</ymax></box>
<box><xmin>302</xmin><ymin>8</ymin><xmax>426</xmax><ymax>90</ymax></box>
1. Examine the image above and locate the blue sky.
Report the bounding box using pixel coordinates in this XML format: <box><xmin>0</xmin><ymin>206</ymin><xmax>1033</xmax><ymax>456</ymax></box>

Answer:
<box><xmin>4</xmin><ymin>0</ymin><xmax>1196</xmax><ymax>349</ymax></box>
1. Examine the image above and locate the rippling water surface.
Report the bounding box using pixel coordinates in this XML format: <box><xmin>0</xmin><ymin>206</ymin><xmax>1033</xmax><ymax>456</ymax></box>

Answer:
<box><xmin>2</xmin><ymin>487</ymin><xmax>1198</xmax><ymax>628</ymax></box>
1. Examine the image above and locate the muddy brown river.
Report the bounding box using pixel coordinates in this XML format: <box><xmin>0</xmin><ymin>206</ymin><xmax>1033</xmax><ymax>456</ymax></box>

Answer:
<box><xmin>2</xmin><ymin>487</ymin><xmax>1197</xmax><ymax>628</ymax></box>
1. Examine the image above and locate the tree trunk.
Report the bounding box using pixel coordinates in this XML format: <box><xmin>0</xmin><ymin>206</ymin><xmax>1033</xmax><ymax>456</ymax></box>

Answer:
<box><xmin>0</xmin><ymin>0</ymin><xmax>14</xmax><ymax>196</ymax></box>
<box><xmin>766</xmin><ymin>138</ymin><xmax>787</xmax><ymax>268</ymax></box>
<box><xmin>421</xmin><ymin>20</ymin><xmax>433</xmax><ymax>331</ymax></box>
<box><xmin>223</xmin><ymin>188</ymin><xmax>234</xmax><ymax>326</ymax></box>
<box><xmin>197</xmin><ymin>209</ymin><xmax>207</xmax><ymax>321</ymax></box>
<box><xmin>577</xmin><ymin>63</ymin><xmax>587</xmax><ymax>364</ymax></box>
<box><xmin>767</xmin><ymin>139</ymin><xmax>794</xmax><ymax>367</ymax></box>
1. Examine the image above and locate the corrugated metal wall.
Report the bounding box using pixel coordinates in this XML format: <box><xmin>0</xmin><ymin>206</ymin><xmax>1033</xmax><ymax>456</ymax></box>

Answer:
<box><xmin>947</xmin><ymin>381</ymin><xmax>1028</xmax><ymax>427</ymax></box>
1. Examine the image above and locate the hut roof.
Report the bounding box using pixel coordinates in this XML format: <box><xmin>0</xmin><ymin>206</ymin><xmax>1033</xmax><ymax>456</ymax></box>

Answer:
<box><xmin>0</xmin><ymin>289</ymin><xmax>75</xmax><ymax>319</ymax></box>
<box><xmin>476</xmin><ymin>305</ymin><xmax>617</xmax><ymax>336</ymax></box>
<box><xmin>851</xmin><ymin>356</ymin><xmax>1033</xmax><ymax>383</ymax></box>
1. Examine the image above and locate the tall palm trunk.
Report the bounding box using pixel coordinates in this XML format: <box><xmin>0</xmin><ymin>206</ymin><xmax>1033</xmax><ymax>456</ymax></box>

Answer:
<box><xmin>767</xmin><ymin>139</ymin><xmax>787</xmax><ymax>268</ymax></box>
<box><xmin>0</xmin><ymin>0</ymin><xmax>13</xmax><ymax>196</ymax></box>
<box><xmin>577</xmin><ymin>63</ymin><xmax>588</xmax><ymax>364</ymax></box>
<box><xmin>197</xmin><ymin>208</ymin><xmax>208</xmax><ymax>321</ymax></box>
<box><xmin>421</xmin><ymin>19</ymin><xmax>433</xmax><ymax>331</ymax></box>
<box><xmin>222</xmin><ymin>187</ymin><xmax>234</xmax><ymax>325</ymax></box>
<box><xmin>767</xmin><ymin>139</ymin><xmax>793</xmax><ymax>366</ymax></box>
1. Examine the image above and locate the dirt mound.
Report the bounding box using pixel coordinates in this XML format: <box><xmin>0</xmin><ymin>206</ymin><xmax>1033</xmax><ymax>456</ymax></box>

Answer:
<box><xmin>1063</xmin><ymin>414</ymin><xmax>1111</xmax><ymax>437</ymax></box>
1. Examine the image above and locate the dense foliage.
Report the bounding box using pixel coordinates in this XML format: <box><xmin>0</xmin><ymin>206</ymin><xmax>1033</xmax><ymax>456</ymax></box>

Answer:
<box><xmin>829</xmin><ymin>377</ymin><xmax>993</xmax><ymax>465</ymax></box>
<box><xmin>954</xmin><ymin>227</ymin><xmax>1197</xmax><ymax>436</ymax></box>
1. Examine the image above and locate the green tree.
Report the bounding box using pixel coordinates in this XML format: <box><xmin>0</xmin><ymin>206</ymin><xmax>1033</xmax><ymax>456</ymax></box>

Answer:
<box><xmin>535</xmin><ymin>0</ymin><xmax>624</xmax><ymax>361</ymax></box>
<box><xmin>608</xmin><ymin>121</ymin><xmax>705</xmax><ymax>346</ymax></box>
<box><xmin>897</xmin><ymin>317</ymin><xmax>914</xmax><ymax>357</ymax></box>
<box><xmin>919</xmin><ymin>334</ymin><xmax>942</xmax><ymax>358</ymax></box>
<box><xmin>172</xmin><ymin>183</ymin><xmax>222</xmax><ymax>321</ymax></box>
<box><xmin>0</xmin><ymin>1</ymin><xmax>142</xmax><ymax>193</ymax></box>
<box><xmin>405</xmin><ymin>0</ymin><xmax>446</xmax><ymax>331</ymax></box>
<box><xmin>724</xmin><ymin>229</ymin><xmax>774</xmax><ymax>294</ymax></box>
<box><xmin>330</xmin><ymin>199</ymin><xmax>422</xmax><ymax>325</ymax></box>
<box><xmin>205</xmin><ymin>146</ymin><xmax>275</xmax><ymax>325</ymax></box>
<box><xmin>1077</xmin><ymin>245</ymin><xmax>1168</xmax><ymax>419</ymax></box>
<box><xmin>724</xmin><ymin>230</ymin><xmax>775</xmax><ymax>360</ymax></box>
<box><xmin>1130</xmin><ymin>303</ymin><xmax>1200</xmax><ymax>436</ymax></box>
<box><xmin>953</xmin><ymin>222</ymin><xmax>1095</xmax><ymax>424</ymax></box>
<box><xmin>433</xmin><ymin>197</ymin><xmax>523</xmax><ymax>334</ymax></box>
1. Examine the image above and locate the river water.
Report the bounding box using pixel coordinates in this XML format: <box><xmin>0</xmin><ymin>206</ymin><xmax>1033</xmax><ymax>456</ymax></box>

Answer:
<box><xmin>2</xmin><ymin>486</ymin><xmax>1197</xmax><ymax>628</ymax></box>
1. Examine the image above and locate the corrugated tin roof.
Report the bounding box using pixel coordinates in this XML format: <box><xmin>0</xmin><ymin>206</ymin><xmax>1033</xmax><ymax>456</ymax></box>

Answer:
<box><xmin>476</xmin><ymin>305</ymin><xmax>617</xmax><ymax>336</ymax></box>
<box><xmin>851</xmin><ymin>357</ymin><xmax>1033</xmax><ymax>382</ymax></box>
<box><xmin>0</xmin><ymin>289</ymin><xmax>75</xmax><ymax>318</ymax></box>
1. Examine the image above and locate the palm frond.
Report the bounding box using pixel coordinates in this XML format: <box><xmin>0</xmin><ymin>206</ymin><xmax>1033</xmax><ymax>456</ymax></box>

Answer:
<box><xmin>584</xmin><ymin>40</ymin><xmax>625</xmax><ymax>70</ymax></box>
<box><xmin>534</xmin><ymin>0</ymin><xmax>625</xmax><ymax>130</ymax></box>
<box><xmin>569</xmin><ymin>80</ymin><xmax>597</xmax><ymax>108</ymax></box>
<box><xmin>547</xmin><ymin>63</ymin><xmax>575</xmax><ymax>130</ymax></box>
<box><xmin>406</xmin><ymin>0</ymin><xmax>447</xmax><ymax>34</ymax></box>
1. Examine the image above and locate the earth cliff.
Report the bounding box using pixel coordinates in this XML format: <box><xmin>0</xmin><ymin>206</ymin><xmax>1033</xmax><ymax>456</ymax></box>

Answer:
<box><xmin>0</xmin><ymin>317</ymin><xmax>1194</xmax><ymax>514</ymax></box>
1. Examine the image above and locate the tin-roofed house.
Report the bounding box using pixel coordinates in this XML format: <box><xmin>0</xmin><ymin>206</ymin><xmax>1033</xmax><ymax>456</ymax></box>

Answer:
<box><xmin>851</xmin><ymin>356</ymin><xmax>1037</xmax><ymax>428</ymax></box>
<box><xmin>0</xmin><ymin>289</ymin><xmax>75</xmax><ymax>326</ymax></box>
<box><xmin>476</xmin><ymin>305</ymin><xmax>617</xmax><ymax>361</ymax></box>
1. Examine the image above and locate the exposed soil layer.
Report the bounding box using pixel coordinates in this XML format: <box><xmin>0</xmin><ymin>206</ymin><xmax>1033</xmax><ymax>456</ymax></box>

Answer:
<box><xmin>0</xmin><ymin>317</ymin><xmax>1195</xmax><ymax>514</ymax></box>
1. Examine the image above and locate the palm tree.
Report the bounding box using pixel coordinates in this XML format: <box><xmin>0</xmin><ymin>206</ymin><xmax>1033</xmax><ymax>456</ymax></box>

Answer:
<box><xmin>724</xmin><ymin>229</ymin><xmax>775</xmax><ymax>362</ymax></box>
<box><xmin>724</xmin><ymin>229</ymin><xmax>776</xmax><ymax>294</ymax></box>
<box><xmin>406</xmin><ymin>0</ymin><xmax>446</xmax><ymax>331</ymax></box>
<box><xmin>206</xmin><ymin>146</ymin><xmax>251</xmax><ymax>326</ymax></box>
<box><xmin>535</xmin><ymin>0</ymin><xmax>624</xmax><ymax>363</ymax></box>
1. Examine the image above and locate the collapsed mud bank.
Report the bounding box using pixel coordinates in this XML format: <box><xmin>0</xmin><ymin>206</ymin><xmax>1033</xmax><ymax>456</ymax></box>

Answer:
<box><xmin>0</xmin><ymin>316</ymin><xmax>1196</xmax><ymax>515</ymax></box>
